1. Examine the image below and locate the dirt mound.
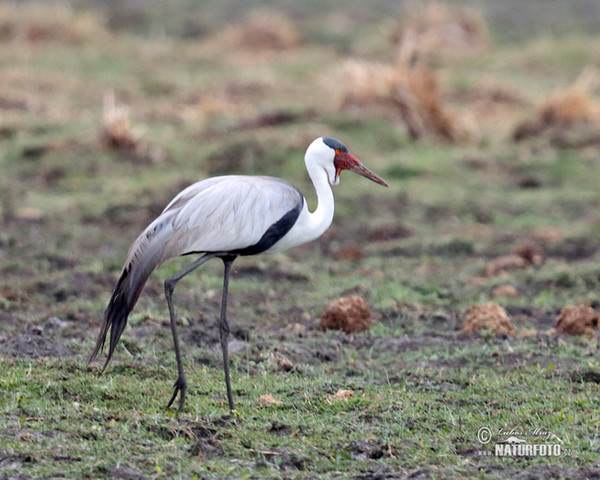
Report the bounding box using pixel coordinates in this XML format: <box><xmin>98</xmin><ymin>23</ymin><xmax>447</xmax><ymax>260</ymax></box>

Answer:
<box><xmin>491</xmin><ymin>284</ymin><xmax>521</xmax><ymax>299</ymax></box>
<box><xmin>485</xmin><ymin>254</ymin><xmax>528</xmax><ymax>277</ymax></box>
<box><xmin>321</xmin><ymin>296</ymin><xmax>372</xmax><ymax>334</ymax></box>
<box><xmin>463</xmin><ymin>302</ymin><xmax>515</xmax><ymax>336</ymax></box>
<box><xmin>485</xmin><ymin>242</ymin><xmax>544</xmax><ymax>277</ymax></box>
<box><xmin>552</xmin><ymin>305</ymin><xmax>598</xmax><ymax>338</ymax></box>
<box><xmin>0</xmin><ymin>328</ymin><xmax>71</xmax><ymax>359</ymax></box>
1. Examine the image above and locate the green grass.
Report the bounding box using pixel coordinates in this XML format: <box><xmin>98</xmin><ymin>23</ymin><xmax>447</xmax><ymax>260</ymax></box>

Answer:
<box><xmin>2</xmin><ymin>0</ymin><xmax>600</xmax><ymax>478</ymax></box>
<box><xmin>1</xmin><ymin>346</ymin><xmax>599</xmax><ymax>479</ymax></box>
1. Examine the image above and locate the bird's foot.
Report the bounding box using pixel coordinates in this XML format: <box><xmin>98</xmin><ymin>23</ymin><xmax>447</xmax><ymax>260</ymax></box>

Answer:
<box><xmin>166</xmin><ymin>375</ymin><xmax>187</xmax><ymax>412</ymax></box>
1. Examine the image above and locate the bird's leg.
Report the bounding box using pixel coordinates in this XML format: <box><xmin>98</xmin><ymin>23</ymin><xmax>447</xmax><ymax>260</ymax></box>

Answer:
<box><xmin>219</xmin><ymin>256</ymin><xmax>236</xmax><ymax>412</ymax></box>
<box><xmin>164</xmin><ymin>252</ymin><xmax>217</xmax><ymax>412</ymax></box>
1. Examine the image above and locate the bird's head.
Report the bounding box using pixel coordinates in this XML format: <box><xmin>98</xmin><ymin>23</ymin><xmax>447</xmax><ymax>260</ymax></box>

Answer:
<box><xmin>306</xmin><ymin>137</ymin><xmax>388</xmax><ymax>187</ymax></box>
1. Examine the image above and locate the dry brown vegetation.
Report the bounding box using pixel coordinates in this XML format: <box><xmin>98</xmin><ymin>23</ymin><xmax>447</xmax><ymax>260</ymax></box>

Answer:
<box><xmin>99</xmin><ymin>92</ymin><xmax>140</xmax><ymax>151</ymax></box>
<box><xmin>330</xmin><ymin>389</ymin><xmax>355</xmax><ymax>402</ymax></box>
<box><xmin>2</xmin><ymin>1</ymin><xmax>600</xmax><ymax>478</ymax></box>
<box><xmin>390</xmin><ymin>1</ymin><xmax>489</xmax><ymax>60</ymax></box>
<box><xmin>339</xmin><ymin>58</ymin><xmax>467</xmax><ymax>143</ymax></box>
<box><xmin>514</xmin><ymin>67</ymin><xmax>600</xmax><ymax>142</ymax></box>
<box><xmin>218</xmin><ymin>10</ymin><xmax>301</xmax><ymax>51</ymax></box>
<box><xmin>0</xmin><ymin>2</ymin><xmax>106</xmax><ymax>44</ymax></box>
<box><xmin>334</xmin><ymin>1</ymin><xmax>491</xmax><ymax>143</ymax></box>
<box><xmin>336</xmin><ymin>2</ymin><xmax>600</xmax><ymax>146</ymax></box>
<box><xmin>98</xmin><ymin>92</ymin><xmax>165</xmax><ymax>164</ymax></box>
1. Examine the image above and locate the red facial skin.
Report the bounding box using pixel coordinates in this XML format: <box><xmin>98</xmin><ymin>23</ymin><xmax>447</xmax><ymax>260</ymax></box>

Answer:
<box><xmin>333</xmin><ymin>150</ymin><xmax>388</xmax><ymax>187</ymax></box>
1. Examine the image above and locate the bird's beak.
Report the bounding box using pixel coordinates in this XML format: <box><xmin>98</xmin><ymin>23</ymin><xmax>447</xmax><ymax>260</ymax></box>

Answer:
<box><xmin>348</xmin><ymin>160</ymin><xmax>389</xmax><ymax>187</ymax></box>
<box><xmin>335</xmin><ymin>151</ymin><xmax>388</xmax><ymax>187</ymax></box>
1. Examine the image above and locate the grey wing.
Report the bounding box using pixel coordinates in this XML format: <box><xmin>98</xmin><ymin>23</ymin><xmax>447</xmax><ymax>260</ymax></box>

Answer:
<box><xmin>119</xmin><ymin>178</ymin><xmax>228</xmax><ymax>272</ymax></box>
<box><xmin>159</xmin><ymin>175</ymin><xmax>303</xmax><ymax>259</ymax></box>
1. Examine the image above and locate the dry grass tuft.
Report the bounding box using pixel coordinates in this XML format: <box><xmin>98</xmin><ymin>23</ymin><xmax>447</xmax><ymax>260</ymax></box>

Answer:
<box><xmin>339</xmin><ymin>58</ymin><xmax>467</xmax><ymax>143</ymax></box>
<box><xmin>221</xmin><ymin>10</ymin><xmax>301</xmax><ymax>51</ymax></box>
<box><xmin>0</xmin><ymin>2</ymin><xmax>106</xmax><ymax>44</ymax></box>
<box><xmin>329</xmin><ymin>389</ymin><xmax>355</xmax><ymax>402</ymax></box>
<box><xmin>391</xmin><ymin>1</ymin><xmax>489</xmax><ymax>61</ymax></box>
<box><xmin>331</xmin><ymin>2</ymin><xmax>490</xmax><ymax>143</ymax></box>
<box><xmin>539</xmin><ymin>69</ymin><xmax>600</xmax><ymax>124</ymax></box>
<box><xmin>99</xmin><ymin>92</ymin><xmax>141</xmax><ymax>151</ymax></box>
<box><xmin>99</xmin><ymin>92</ymin><xmax>163</xmax><ymax>163</ymax></box>
<box><xmin>514</xmin><ymin>67</ymin><xmax>600</xmax><ymax>141</ymax></box>
<box><xmin>258</xmin><ymin>394</ymin><xmax>283</xmax><ymax>407</ymax></box>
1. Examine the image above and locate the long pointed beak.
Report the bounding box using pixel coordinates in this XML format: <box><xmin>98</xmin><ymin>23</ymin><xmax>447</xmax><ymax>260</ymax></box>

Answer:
<box><xmin>334</xmin><ymin>151</ymin><xmax>388</xmax><ymax>187</ymax></box>
<box><xmin>349</xmin><ymin>160</ymin><xmax>388</xmax><ymax>187</ymax></box>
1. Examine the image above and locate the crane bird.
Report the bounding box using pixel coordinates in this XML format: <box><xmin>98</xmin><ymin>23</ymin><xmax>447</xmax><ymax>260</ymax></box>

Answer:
<box><xmin>89</xmin><ymin>136</ymin><xmax>388</xmax><ymax>412</ymax></box>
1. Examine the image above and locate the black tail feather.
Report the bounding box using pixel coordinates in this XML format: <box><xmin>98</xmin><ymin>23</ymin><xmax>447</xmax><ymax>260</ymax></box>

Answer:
<box><xmin>90</xmin><ymin>211</ymin><xmax>171</xmax><ymax>370</ymax></box>
<box><xmin>88</xmin><ymin>270</ymin><xmax>141</xmax><ymax>371</ymax></box>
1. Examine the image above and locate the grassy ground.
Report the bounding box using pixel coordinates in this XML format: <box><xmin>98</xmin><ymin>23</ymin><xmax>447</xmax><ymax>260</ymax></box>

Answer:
<box><xmin>1</xmin><ymin>1</ymin><xmax>600</xmax><ymax>479</ymax></box>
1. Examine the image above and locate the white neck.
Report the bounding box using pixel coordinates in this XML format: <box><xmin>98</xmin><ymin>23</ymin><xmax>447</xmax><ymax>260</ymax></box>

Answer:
<box><xmin>266</xmin><ymin>161</ymin><xmax>334</xmax><ymax>253</ymax></box>
<box><xmin>305</xmin><ymin>160</ymin><xmax>335</xmax><ymax>235</ymax></box>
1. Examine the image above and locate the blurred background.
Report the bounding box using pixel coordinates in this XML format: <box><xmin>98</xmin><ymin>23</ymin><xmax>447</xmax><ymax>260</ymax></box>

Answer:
<box><xmin>1</xmin><ymin>1</ymin><xmax>600</xmax><ymax>477</ymax></box>
<box><xmin>1</xmin><ymin>0</ymin><xmax>600</xmax><ymax>329</ymax></box>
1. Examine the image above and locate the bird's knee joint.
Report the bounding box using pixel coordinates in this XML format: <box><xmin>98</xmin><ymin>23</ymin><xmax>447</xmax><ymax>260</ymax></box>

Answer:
<box><xmin>219</xmin><ymin>321</ymin><xmax>230</xmax><ymax>336</ymax></box>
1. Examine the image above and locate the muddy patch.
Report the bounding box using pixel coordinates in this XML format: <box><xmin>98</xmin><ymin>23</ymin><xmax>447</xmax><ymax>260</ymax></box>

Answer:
<box><xmin>253</xmin><ymin>449</ymin><xmax>306</xmax><ymax>472</ymax></box>
<box><xmin>187</xmin><ymin>424</ymin><xmax>224</xmax><ymax>460</ymax></box>
<box><xmin>0</xmin><ymin>326</ymin><xmax>72</xmax><ymax>359</ymax></box>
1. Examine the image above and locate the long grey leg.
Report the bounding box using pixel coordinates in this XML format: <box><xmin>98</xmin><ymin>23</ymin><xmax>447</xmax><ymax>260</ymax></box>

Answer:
<box><xmin>219</xmin><ymin>257</ymin><xmax>236</xmax><ymax>411</ymax></box>
<box><xmin>164</xmin><ymin>252</ymin><xmax>218</xmax><ymax>412</ymax></box>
